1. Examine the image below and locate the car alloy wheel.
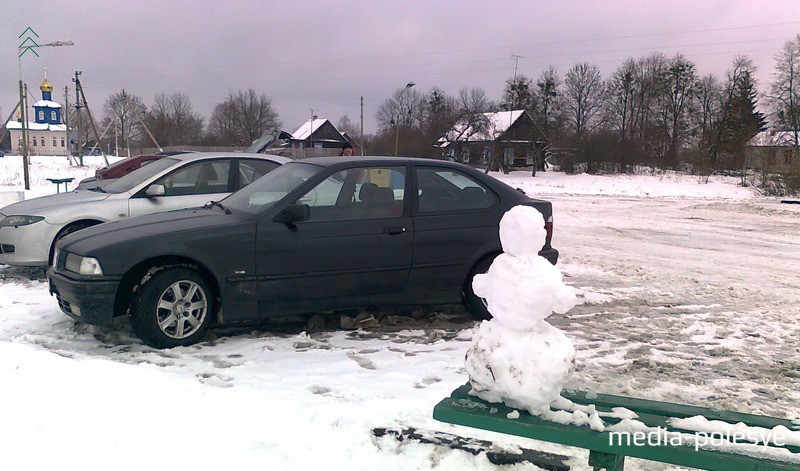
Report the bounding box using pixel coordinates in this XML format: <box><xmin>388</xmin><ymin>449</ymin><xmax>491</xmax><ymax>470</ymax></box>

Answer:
<box><xmin>156</xmin><ymin>280</ymin><xmax>207</xmax><ymax>339</ymax></box>
<box><xmin>130</xmin><ymin>266</ymin><xmax>215</xmax><ymax>348</ymax></box>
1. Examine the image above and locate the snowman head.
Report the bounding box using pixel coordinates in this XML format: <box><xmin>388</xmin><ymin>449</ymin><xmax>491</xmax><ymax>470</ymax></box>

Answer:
<box><xmin>499</xmin><ymin>206</ymin><xmax>547</xmax><ymax>259</ymax></box>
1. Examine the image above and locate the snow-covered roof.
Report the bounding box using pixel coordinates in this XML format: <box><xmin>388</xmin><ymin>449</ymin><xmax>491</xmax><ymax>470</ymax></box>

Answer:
<box><xmin>437</xmin><ymin>110</ymin><xmax>526</xmax><ymax>146</ymax></box>
<box><xmin>291</xmin><ymin>118</ymin><xmax>328</xmax><ymax>140</ymax></box>
<box><xmin>32</xmin><ymin>100</ymin><xmax>62</xmax><ymax>109</ymax></box>
<box><xmin>748</xmin><ymin>130</ymin><xmax>799</xmax><ymax>147</ymax></box>
<box><xmin>5</xmin><ymin>121</ymin><xmax>67</xmax><ymax>132</ymax></box>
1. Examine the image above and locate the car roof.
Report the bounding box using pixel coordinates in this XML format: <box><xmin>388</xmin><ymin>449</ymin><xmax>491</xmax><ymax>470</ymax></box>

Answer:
<box><xmin>292</xmin><ymin>156</ymin><xmax>466</xmax><ymax>167</ymax></box>
<box><xmin>169</xmin><ymin>152</ymin><xmax>292</xmax><ymax>164</ymax></box>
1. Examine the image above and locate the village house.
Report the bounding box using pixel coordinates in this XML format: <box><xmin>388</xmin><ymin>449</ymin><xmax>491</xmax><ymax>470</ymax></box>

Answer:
<box><xmin>289</xmin><ymin>118</ymin><xmax>356</xmax><ymax>158</ymax></box>
<box><xmin>747</xmin><ymin>129</ymin><xmax>800</xmax><ymax>171</ymax></box>
<box><xmin>435</xmin><ymin>110</ymin><xmax>536</xmax><ymax>170</ymax></box>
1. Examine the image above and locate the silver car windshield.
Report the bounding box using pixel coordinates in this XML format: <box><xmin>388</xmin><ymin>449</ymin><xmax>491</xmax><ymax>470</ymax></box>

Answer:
<box><xmin>101</xmin><ymin>158</ymin><xmax>180</xmax><ymax>194</ymax></box>
<box><xmin>223</xmin><ymin>162</ymin><xmax>322</xmax><ymax>214</ymax></box>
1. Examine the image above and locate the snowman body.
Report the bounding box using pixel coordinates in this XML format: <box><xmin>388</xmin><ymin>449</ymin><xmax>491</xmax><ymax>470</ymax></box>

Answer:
<box><xmin>465</xmin><ymin>205</ymin><xmax>577</xmax><ymax>416</ymax></box>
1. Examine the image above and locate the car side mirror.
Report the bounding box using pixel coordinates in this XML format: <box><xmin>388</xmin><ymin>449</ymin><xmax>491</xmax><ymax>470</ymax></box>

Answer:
<box><xmin>273</xmin><ymin>204</ymin><xmax>310</xmax><ymax>225</ymax></box>
<box><xmin>145</xmin><ymin>184</ymin><xmax>166</xmax><ymax>197</ymax></box>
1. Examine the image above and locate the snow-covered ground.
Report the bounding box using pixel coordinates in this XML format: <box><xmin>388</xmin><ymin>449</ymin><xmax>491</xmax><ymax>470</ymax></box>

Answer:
<box><xmin>1</xmin><ymin>156</ymin><xmax>799</xmax><ymax>470</ymax></box>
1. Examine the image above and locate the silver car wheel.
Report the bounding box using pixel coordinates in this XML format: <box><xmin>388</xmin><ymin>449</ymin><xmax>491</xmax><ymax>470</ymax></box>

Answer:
<box><xmin>155</xmin><ymin>280</ymin><xmax>207</xmax><ymax>339</ymax></box>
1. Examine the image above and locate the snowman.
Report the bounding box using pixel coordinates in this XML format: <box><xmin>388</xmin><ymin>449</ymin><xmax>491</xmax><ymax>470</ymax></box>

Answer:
<box><xmin>465</xmin><ymin>205</ymin><xmax>577</xmax><ymax>416</ymax></box>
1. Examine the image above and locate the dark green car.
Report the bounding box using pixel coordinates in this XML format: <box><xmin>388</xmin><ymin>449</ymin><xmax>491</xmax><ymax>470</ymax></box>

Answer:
<box><xmin>48</xmin><ymin>157</ymin><xmax>558</xmax><ymax>348</ymax></box>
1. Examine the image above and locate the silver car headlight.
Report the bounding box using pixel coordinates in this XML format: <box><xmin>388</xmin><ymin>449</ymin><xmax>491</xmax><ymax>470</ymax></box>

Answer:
<box><xmin>0</xmin><ymin>215</ymin><xmax>45</xmax><ymax>227</ymax></box>
<box><xmin>64</xmin><ymin>253</ymin><xmax>104</xmax><ymax>275</ymax></box>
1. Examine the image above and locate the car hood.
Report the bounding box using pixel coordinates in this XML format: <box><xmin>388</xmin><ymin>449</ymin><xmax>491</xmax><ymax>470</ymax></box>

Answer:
<box><xmin>0</xmin><ymin>190</ymin><xmax>111</xmax><ymax>216</ymax></box>
<box><xmin>58</xmin><ymin>207</ymin><xmax>247</xmax><ymax>256</ymax></box>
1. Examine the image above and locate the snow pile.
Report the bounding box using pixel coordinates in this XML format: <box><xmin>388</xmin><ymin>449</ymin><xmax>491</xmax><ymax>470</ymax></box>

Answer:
<box><xmin>465</xmin><ymin>205</ymin><xmax>578</xmax><ymax>415</ymax></box>
<box><xmin>493</xmin><ymin>169</ymin><xmax>754</xmax><ymax>199</ymax></box>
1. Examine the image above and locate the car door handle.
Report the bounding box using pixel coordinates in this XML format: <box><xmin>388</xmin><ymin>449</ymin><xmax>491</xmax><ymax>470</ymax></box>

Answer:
<box><xmin>383</xmin><ymin>226</ymin><xmax>407</xmax><ymax>235</ymax></box>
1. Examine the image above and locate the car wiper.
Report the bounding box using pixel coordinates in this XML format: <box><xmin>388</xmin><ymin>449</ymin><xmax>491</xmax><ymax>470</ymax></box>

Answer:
<box><xmin>204</xmin><ymin>200</ymin><xmax>231</xmax><ymax>214</ymax></box>
<box><xmin>87</xmin><ymin>186</ymin><xmax>107</xmax><ymax>193</ymax></box>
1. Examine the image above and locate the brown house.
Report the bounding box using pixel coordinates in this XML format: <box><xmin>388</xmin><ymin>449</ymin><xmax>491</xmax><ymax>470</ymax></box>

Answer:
<box><xmin>290</xmin><ymin>118</ymin><xmax>354</xmax><ymax>158</ymax></box>
<box><xmin>435</xmin><ymin>110</ymin><xmax>535</xmax><ymax>169</ymax></box>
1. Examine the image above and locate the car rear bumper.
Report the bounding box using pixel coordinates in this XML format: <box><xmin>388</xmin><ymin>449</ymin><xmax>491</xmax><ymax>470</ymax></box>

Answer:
<box><xmin>538</xmin><ymin>248</ymin><xmax>559</xmax><ymax>265</ymax></box>
<box><xmin>47</xmin><ymin>268</ymin><xmax>120</xmax><ymax>327</ymax></box>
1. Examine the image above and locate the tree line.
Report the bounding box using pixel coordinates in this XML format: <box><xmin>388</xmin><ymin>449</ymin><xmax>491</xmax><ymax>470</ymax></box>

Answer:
<box><xmin>83</xmin><ymin>88</ymin><xmax>281</xmax><ymax>153</ymax></box>
<box><xmin>75</xmin><ymin>34</ymin><xmax>799</xmax><ymax>183</ymax></box>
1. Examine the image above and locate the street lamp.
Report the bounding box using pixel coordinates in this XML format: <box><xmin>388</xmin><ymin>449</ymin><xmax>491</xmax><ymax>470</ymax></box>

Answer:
<box><xmin>394</xmin><ymin>82</ymin><xmax>415</xmax><ymax>156</ymax></box>
<box><xmin>18</xmin><ymin>40</ymin><xmax>74</xmax><ymax>190</ymax></box>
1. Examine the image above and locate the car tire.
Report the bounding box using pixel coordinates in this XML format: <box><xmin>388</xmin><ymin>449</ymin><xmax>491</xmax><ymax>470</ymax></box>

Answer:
<box><xmin>463</xmin><ymin>254</ymin><xmax>498</xmax><ymax>321</ymax></box>
<box><xmin>129</xmin><ymin>266</ymin><xmax>215</xmax><ymax>348</ymax></box>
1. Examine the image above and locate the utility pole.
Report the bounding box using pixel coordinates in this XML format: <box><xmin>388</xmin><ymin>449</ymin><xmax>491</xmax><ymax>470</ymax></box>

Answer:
<box><xmin>395</xmin><ymin>82</ymin><xmax>415</xmax><ymax>156</ymax></box>
<box><xmin>309</xmin><ymin>109</ymin><xmax>315</xmax><ymax>157</ymax></box>
<box><xmin>360</xmin><ymin>96</ymin><xmax>364</xmax><ymax>156</ymax></box>
<box><xmin>74</xmin><ymin>74</ymin><xmax>108</xmax><ymax>164</ymax></box>
<box><xmin>19</xmin><ymin>81</ymin><xmax>30</xmax><ymax>189</ymax></box>
<box><xmin>114</xmin><ymin>118</ymin><xmax>119</xmax><ymax>157</ymax></box>
<box><xmin>63</xmin><ymin>86</ymin><xmax>72</xmax><ymax>163</ymax></box>
<box><xmin>510</xmin><ymin>54</ymin><xmax>524</xmax><ymax>110</ymax></box>
<box><xmin>72</xmin><ymin>71</ymin><xmax>83</xmax><ymax>165</ymax></box>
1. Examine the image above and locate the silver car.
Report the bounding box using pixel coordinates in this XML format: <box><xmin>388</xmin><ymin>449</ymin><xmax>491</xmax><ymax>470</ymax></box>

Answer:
<box><xmin>0</xmin><ymin>152</ymin><xmax>289</xmax><ymax>266</ymax></box>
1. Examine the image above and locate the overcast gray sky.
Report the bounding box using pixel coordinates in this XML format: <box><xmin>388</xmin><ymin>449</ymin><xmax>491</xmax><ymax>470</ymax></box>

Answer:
<box><xmin>2</xmin><ymin>0</ymin><xmax>800</xmax><ymax>136</ymax></box>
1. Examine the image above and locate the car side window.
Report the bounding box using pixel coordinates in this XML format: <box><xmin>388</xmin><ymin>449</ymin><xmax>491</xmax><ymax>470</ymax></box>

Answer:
<box><xmin>237</xmin><ymin>159</ymin><xmax>280</xmax><ymax>190</ymax></box>
<box><xmin>154</xmin><ymin>160</ymin><xmax>231</xmax><ymax>196</ymax></box>
<box><xmin>416</xmin><ymin>167</ymin><xmax>497</xmax><ymax>213</ymax></box>
<box><xmin>299</xmin><ymin>166</ymin><xmax>405</xmax><ymax>221</ymax></box>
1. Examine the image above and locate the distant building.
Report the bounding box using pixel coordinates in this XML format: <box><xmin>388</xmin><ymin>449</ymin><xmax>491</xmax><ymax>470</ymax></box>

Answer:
<box><xmin>5</xmin><ymin>71</ymin><xmax>68</xmax><ymax>156</ymax></box>
<box><xmin>747</xmin><ymin>129</ymin><xmax>799</xmax><ymax>171</ymax></box>
<box><xmin>289</xmin><ymin>118</ymin><xmax>353</xmax><ymax>158</ymax></box>
<box><xmin>435</xmin><ymin>110</ymin><xmax>535</xmax><ymax>169</ymax></box>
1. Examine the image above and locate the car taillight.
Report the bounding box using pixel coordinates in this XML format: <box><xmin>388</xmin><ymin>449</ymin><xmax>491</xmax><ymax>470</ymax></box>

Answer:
<box><xmin>545</xmin><ymin>215</ymin><xmax>553</xmax><ymax>242</ymax></box>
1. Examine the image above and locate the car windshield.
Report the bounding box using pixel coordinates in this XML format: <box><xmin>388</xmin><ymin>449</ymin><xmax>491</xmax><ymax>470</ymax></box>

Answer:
<box><xmin>101</xmin><ymin>158</ymin><xmax>180</xmax><ymax>194</ymax></box>
<box><xmin>223</xmin><ymin>162</ymin><xmax>323</xmax><ymax>214</ymax></box>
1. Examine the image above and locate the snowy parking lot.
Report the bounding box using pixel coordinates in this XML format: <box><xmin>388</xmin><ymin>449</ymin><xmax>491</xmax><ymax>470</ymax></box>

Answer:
<box><xmin>1</xmin><ymin>158</ymin><xmax>799</xmax><ymax>470</ymax></box>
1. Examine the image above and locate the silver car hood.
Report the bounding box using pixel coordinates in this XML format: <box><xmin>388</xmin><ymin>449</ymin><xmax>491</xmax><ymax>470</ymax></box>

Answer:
<box><xmin>0</xmin><ymin>190</ymin><xmax>111</xmax><ymax>216</ymax></box>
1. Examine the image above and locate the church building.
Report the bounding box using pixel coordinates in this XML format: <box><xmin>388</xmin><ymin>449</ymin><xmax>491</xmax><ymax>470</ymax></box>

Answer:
<box><xmin>5</xmin><ymin>71</ymin><xmax>68</xmax><ymax>156</ymax></box>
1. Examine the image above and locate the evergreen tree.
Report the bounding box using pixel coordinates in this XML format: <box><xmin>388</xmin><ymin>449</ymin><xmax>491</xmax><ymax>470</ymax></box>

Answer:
<box><xmin>716</xmin><ymin>56</ymin><xmax>766</xmax><ymax>170</ymax></box>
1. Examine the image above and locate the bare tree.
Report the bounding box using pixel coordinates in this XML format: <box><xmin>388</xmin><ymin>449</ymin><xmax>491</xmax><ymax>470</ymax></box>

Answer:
<box><xmin>422</xmin><ymin>87</ymin><xmax>456</xmax><ymax>136</ymax></box>
<box><xmin>532</xmin><ymin>67</ymin><xmax>563</xmax><ymax>143</ymax></box>
<box><xmin>376</xmin><ymin>86</ymin><xmax>424</xmax><ymax>132</ymax></box>
<box><xmin>656</xmin><ymin>54</ymin><xmax>699</xmax><ymax>163</ymax></box>
<box><xmin>148</xmin><ymin>93</ymin><xmax>204</xmax><ymax>146</ymax></box>
<box><xmin>632</xmin><ymin>53</ymin><xmax>667</xmax><ymax>142</ymax></box>
<box><xmin>563</xmin><ymin>63</ymin><xmax>605</xmax><ymax>141</ymax></box>
<box><xmin>606</xmin><ymin>59</ymin><xmax>639</xmax><ymax>141</ymax></box>
<box><xmin>501</xmin><ymin>75</ymin><xmax>534</xmax><ymax>112</ymax></box>
<box><xmin>207</xmin><ymin>89</ymin><xmax>281</xmax><ymax>146</ymax></box>
<box><xmin>695</xmin><ymin>75</ymin><xmax>725</xmax><ymax>168</ymax></box>
<box><xmin>337</xmin><ymin>115</ymin><xmax>359</xmax><ymax>137</ymax></box>
<box><xmin>457</xmin><ymin>87</ymin><xmax>493</xmax><ymax>115</ymax></box>
<box><xmin>767</xmin><ymin>34</ymin><xmax>800</xmax><ymax>152</ymax></box>
<box><xmin>101</xmin><ymin>90</ymin><xmax>147</xmax><ymax>151</ymax></box>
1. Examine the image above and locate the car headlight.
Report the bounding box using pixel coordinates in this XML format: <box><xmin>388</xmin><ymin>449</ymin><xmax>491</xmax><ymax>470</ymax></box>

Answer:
<box><xmin>0</xmin><ymin>215</ymin><xmax>45</xmax><ymax>227</ymax></box>
<box><xmin>64</xmin><ymin>253</ymin><xmax>104</xmax><ymax>275</ymax></box>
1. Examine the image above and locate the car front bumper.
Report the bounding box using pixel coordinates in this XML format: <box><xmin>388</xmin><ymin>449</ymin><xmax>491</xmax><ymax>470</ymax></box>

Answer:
<box><xmin>47</xmin><ymin>268</ymin><xmax>121</xmax><ymax>327</ymax></box>
<box><xmin>0</xmin><ymin>221</ymin><xmax>59</xmax><ymax>266</ymax></box>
